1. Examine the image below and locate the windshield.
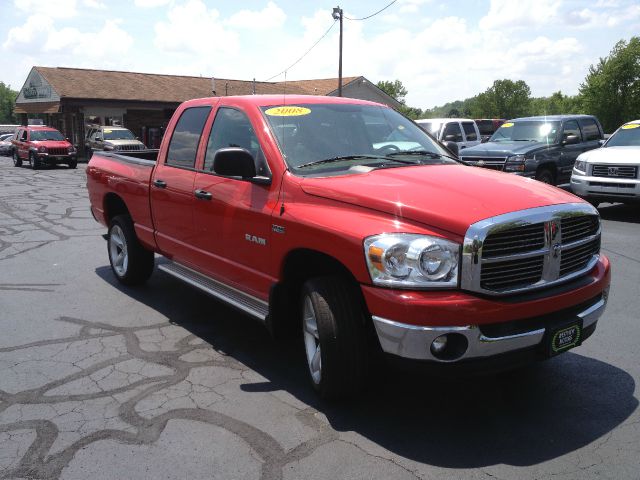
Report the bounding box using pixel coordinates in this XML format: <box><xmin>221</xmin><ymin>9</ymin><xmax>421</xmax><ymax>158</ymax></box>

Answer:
<box><xmin>103</xmin><ymin>129</ymin><xmax>135</xmax><ymax>140</ymax></box>
<box><xmin>30</xmin><ymin>130</ymin><xmax>65</xmax><ymax>141</ymax></box>
<box><xmin>490</xmin><ymin>121</ymin><xmax>560</xmax><ymax>143</ymax></box>
<box><xmin>605</xmin><ymin>124</ymin><xmax>640</xmax><ymax>147</ymax></box>
<box><xmin>261</xmin><ymin>103</ymin><xmax>455</xmax><ymax>174</ymax></box>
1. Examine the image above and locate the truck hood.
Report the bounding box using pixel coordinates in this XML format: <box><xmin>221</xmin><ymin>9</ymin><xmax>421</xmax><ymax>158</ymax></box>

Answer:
<box><xmin>300</xmin><ymin>164</ymin><xmax>580</xmax><ymax>236</ymax></box>
<box><xmin>105</xmin><ymin>140</ymin><xmax>144</xmax><ymax>147</ymax></box>
<box><xmin>32</xmin><ymin>140</ymin><xmax>71</xmax><ymax>148</ymax></box>
<box><xmin>579</xmin><ymin>146</ymin><xmax>640</xmax><ymax>164</ymax></box>
<box><xmin>461</xmin><ymin>141</ymin><xmax>549</xmax><ymax>157</ymax></box>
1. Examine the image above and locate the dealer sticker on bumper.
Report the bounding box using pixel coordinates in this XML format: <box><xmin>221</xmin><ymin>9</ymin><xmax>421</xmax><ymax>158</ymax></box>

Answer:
<box><xmin>551</xmin><ymin>324</ymin><xmax>582</xmax><ymax>354</ymax></box>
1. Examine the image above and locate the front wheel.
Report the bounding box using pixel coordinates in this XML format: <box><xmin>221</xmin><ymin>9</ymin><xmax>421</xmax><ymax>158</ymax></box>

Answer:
<box><xmin>535</xmin><ymin>168</ymin><xmax>555</xmax><ymax>185</ymax></box>
<box><xmin>301</xmin><ymin>276</ymin><xmax>369</xmax><ymax>399</ymax></box>
<box><xmin>68</xmin><ymin>159</ymin><xmax>77</xmax><ymax>169</ymax></box>
<box><xmin>30</xmin><ymin>152</ymin><xmax>41</xmax><ymax>170</ymax></box>
<box><xmin>13</xmin><ymin>151</ymin><xmax>22</xmax><ymax>167</ymax></box>
<box><xmin>108</xmin><ymin>215</ymin><xmax>154</xmax><ymax>285</ymax></box>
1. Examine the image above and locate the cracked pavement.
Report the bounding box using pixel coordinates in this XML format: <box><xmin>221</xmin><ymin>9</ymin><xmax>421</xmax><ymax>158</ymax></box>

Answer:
<box><xmin>0</xmin><ymin>157</ymin><xmax>639</xmax><ymax>479</ymax></box>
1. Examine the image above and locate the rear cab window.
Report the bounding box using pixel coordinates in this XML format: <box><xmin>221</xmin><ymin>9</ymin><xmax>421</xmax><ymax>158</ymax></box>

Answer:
<box><xmin>461</xmin><ymin>122</ymin><xmax>478</xmax><ymax>141</ymax></box>
<box><xmin>166</xmin><ymin>106</ymin><xmax>212</xmax><ymax>169</ymax></box>
<box><xmin>578</xmin><ymin>118</ymin><xmax>602</xmax><ymax>141</ymax></box>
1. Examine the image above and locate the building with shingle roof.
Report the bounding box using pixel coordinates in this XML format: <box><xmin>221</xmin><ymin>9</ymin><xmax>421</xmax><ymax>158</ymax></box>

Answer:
<box><xmin>14</xmin><ymin>66</ymin><xmax>401</xmax><ymax>155</ymax></box>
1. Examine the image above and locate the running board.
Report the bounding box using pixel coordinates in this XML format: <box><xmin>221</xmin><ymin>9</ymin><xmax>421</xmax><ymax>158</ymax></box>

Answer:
<box><xmin>157</xmin><ymin>261</ymin><xmax>269</xmax><ymax>322</ymax></box>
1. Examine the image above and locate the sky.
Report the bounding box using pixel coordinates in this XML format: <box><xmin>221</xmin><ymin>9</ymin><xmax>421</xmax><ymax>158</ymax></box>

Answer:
<box><xmin>0</xmin><ymin>0</ymin><xmax>638</xmax><ymax>109</ymax></box>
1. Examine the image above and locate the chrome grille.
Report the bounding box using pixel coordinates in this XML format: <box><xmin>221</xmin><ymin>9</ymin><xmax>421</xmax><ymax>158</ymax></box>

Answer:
<box><xmin>561</xmin><ymin>216</ymin><xmax>599</xmax><ymax>243</ymax></box>
<box><xmin>592</xmin><ymin>164</ymin><xmax>637</xmax><ymax>178</ymax></box>
<box><xmin>461</xmin><ymin>204</ymin><xmax>601</xmax><ymax>296</ymax></box>
<box><xmin>48</xmin><ymin>147</ymin><xmax>68</xmax><ymax>156</ymax></box>
<box><xmin>560</xmin><ymin>237</ymin><xmax>600</xmax><ymax>277</ymax></box>
<box><xmin>481</xmin><ymin>256</ymin><xmax>544</xmax><ymax>291</ymax></box>
<box><xmin>119</xmin><ymin>144</ymin><xmax>143</xmax><ymax>151</ymax></box>
<box><xmin>482</xmin><ymin>223</ymin><xmax>545</xmax><ymax>258</ymax></box>
<box><xmin>460</xmin><ymin>156</ymin><xmax>506</xmax><ymax>171</ymax></box>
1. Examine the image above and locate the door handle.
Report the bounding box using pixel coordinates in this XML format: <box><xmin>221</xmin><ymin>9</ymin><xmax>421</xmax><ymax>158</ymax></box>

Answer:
<box><xmin>153</xmin><ymin>179</ymin><xmax>167</xmax><ymax>188</ymax></box>
<box><xmin>194</xmin><ymin>189</ymin><xmax>212</xmax><ymax>200</ymax></box>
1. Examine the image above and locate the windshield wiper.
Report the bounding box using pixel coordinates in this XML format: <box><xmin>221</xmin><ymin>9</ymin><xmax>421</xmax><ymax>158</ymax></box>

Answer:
<box><xmin>297</xmin><ymin>155</ymin><xmax>417</xmax><ymax>169</ymax></box>
<box><xmin>387</xmin><ymin>150</ymin><xmax>458</xmax><ymax>161</ymax></box>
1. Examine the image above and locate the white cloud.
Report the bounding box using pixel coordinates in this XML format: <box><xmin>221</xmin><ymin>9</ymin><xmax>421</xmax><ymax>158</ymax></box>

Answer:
<box><xmin>226</xmin><ymin>2</ymin><xmax>286</xmax><ymax>29</ymax></box>
<box><xmin>83</xmin><ymin>0</ymin><xmax>106</xmax><ymax>8</ymax></box>
<box><xmin>480</xmin><ymin>0</ymin><xmax>560</xmax><ymax>30</ymax></box>
<box><xmin>13</xmin><ymin>0</ymin><xmax>78</xmax><ymax>18</ymax></box>
<box><xmin>564</xmin><ymin>4</ymin><xmax>640</xmax><ymax>28</ymax></box>
<box><xmin>154</xmin><ymin>0</ymin><xmax>239</xmax><ymax>55</ymax></box>
<box><xmin>134</xmin><ymin>0</ymin><xmax>171</xmax><ymax>7</ymax></box>
<box><xmin>398</xmin><ymin>0</ymin><xmax>431</xmax><ymax>14</ymax></box>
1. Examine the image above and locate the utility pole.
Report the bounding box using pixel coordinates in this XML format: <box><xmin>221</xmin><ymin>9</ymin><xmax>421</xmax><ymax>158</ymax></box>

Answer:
<box><xmin>332</xmin><ymin>6</ymin><xmax>343</xmax><ymax>97</ymax></box>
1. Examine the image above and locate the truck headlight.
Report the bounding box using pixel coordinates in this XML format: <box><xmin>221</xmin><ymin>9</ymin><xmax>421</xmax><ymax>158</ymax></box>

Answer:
<box><xmin>104</xmin><ymin>144</ymin><xmax>114</xmax><ymax>151</ymax></box>
<box><xmin>504</xmin><ymin>155</ymin><xmax>526</xmax><ymax>172</ymax></box>
<box><xmin>68</xmin><ymin>146</ymin><xmax>76</xmax><ymax>154</ymax></box>
<box><xmin>364</xmin><ymin>234</ymin><xmax>460</xmax><ymax>289</ymax></box>
<box><xmin>574</xmin><ymin>159</ymin><xmax>587</xmax><ymax>173</ymax></box>
<box><xmin>38</xmin><ymin>146</ymin><xmax>47</xmax><ymax>153</ymax></box>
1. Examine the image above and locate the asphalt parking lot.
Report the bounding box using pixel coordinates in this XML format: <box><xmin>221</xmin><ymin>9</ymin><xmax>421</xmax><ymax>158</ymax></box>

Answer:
<box><xmin>0</xmin><ymin>158</ymin><xmax>638</xmax><ymax>480</ymax></box>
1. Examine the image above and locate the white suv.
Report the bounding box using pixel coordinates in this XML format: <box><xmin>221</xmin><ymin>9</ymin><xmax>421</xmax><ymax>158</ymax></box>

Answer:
<box><xmin>415</xmin><ymin>118</ymin><xmax>481</xmax><ymax>151</ymax></box>
<box><xmin>571</xmin><ymin>119</ymin><xmax>640</xmax><ymax>206</ymax></box>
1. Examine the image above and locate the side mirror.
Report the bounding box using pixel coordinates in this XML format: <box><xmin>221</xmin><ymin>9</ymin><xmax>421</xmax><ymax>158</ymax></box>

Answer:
<box><xmin>213</xmin><ymin>147</ymin><xmax>257</xmax><ymax>179</ymax></box>
<box><xmin>95</xmin><ymin>136</ymin><xmax>103</xmax><ymax>141</ymax></box>
<box><xmin>563</xmin><ymin>134</ymin><xmax>580</xmax><ymax>145</ymax></box>
<box><xmin>598</xmin><ymin>139</ymin><xmax>605</xmax><ymax>146</ymax></box>
<box><xmin>444</xmin><ymin>134</ymin><xmax>458</xmax><ymax>142</ymax></box>
<box><xmin>443</xmin><ymin>140</ymin><xmax>459</xmax><ymax>157</ymax></box>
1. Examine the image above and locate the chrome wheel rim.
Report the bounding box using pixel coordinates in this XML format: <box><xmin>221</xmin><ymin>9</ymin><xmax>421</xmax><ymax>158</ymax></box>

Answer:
<box><xmin>303</xmin><ymin>296</ymin><xmax>322</xmax><ymax>385</ymax></box>
<box><xmin>109</xmin><ymin>225</ymin><xmax>128</xmax><ymax>277</ymax></box>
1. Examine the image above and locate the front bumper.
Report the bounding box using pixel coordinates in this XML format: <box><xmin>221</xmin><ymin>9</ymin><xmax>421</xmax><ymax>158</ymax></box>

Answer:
<box><xmin>36</xmin><ymin>152</ymin><xmax>77</xmax><ymax>164</ymax></box>
<box><xmin>372</xmin><ymin>293</ymin><xmax>606</xmax><ymax>362</ymax></box>
<box><xmin>571</xmin><ymin>172</ymin><xmax>640</xmax><ymax>202</ymax></box>
<box><xmin>363</xmin><ymin>256</ymin><xmax>610</xmax><ymax>362</ymax></box>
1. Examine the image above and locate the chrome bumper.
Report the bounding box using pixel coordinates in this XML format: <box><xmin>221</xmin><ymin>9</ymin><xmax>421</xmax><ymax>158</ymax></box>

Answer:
<box><xmin>372</xmin><ymin>296</ymin><xmax>607</xmax><ymax>362</ymax></box>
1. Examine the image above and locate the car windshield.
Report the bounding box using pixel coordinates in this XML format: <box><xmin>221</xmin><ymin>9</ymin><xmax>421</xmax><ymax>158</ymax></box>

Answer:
<box><xmin>30</xmin><ymin>130</ymin><xmax>65</xmax><ymax>141</ymax></box>
<box><xmin>605</xmin><ymin>124</ymin><xmax>640</xmax><ymax>147</ymax></box>
<box><xmin>103</xmin><ymin>129</ymin><xmax>135</xmax><ymax>140</ymax></box>
<box><xmin>261</xmin><ymin>103</ymin><xmax>456</xmax><ymax>175</ymax></box>
<box><xmin>490</xmin><ymin>121</ymin><xmax>560</xmax><ymax>143</ymax></box>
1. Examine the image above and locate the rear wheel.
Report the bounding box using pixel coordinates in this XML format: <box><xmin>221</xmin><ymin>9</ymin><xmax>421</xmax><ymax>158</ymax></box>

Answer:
<box><xmin>108</xmin><ymin>215</ymin><xmax>154</xmax><ymax>285</ymax></box>
<box><xmin>301</xmin><ymin>276</ymin><xmax>368</xmax><ymax>400</ymax></box>
<box><xmin>13</xmin><ymin>150</ymin><xmax>22</xmax><ymax>167</ymax></box>
<box><xmin>535</xmin><ymin>168</ymin><xmax>554</xmax><ymax>185</ymax></box>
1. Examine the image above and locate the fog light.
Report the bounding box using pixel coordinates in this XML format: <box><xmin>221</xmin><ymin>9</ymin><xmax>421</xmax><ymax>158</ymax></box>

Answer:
<box><xmin>431</xmin><ymin>335</ymin><xmax>448</xmax><ymax>355</ymax></box>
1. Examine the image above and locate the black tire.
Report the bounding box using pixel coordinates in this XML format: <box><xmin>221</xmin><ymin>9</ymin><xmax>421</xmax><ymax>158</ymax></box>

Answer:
<box><xmin>535</xmin><ymin>168</ymin><xmax>555</xmax><ymax>185</ymax></box>
<box><xmin>30</xmin><ymin>152</ymin><xmax>41</xmax><ymax>170</ymax></box>
<box><xmin>107</xmin><ymin>214</ymin><xmax>154</xmax><ymax>285</ymax></box>
<box><xmin>68</xmin><ymin>159</ymin><xmax>77</xmax><ymax>169</ymax></box>
<box><xmin>13</xmin><ymin>150</ymin><xmax>22</xmax><ymax>167</ymax></box>
<box><xmin>301</xmin><ymin>276</ymin><xmax>369</xmax><ymax>400</ymax></box>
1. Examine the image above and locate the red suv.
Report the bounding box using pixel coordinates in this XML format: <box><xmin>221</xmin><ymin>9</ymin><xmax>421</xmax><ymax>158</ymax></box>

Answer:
<box><xmin>12</xmin><ymin>126</ymin><xmax>77</xmax><ymax>169</ymax></box>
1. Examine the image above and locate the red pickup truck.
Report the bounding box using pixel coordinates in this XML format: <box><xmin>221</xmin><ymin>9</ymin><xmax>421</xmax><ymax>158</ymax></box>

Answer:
<box><xmin>86</xmin><ymin>95</ymin><xmax>610</xmax><ymax>399</ymax></box>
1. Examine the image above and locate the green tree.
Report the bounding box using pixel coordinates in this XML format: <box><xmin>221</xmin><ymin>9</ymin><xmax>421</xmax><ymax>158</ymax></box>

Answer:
<box><xmin>580</xmin><ymin>37</ymin><xmax>640</xmax><ymax>132</ymax></box>
<box><xmin>376</xmin><ymin>79</ymin><xmax>409</xmax><ymax>104</ymax></box>
<box><xmin>0</xmin><ymin>82</ymin><xmax>18</xmax><ymax>124</ymax></box>
<box><xmin>472</xmin><ymin>79</ymin><xmax>532</xmax><ymax>119</ymax></box>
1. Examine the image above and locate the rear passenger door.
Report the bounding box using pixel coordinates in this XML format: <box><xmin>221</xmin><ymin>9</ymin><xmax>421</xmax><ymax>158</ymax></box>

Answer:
<box><xmin>150</xmin><ymin>105</ymin><xmax>212</xmax><ymax>264</ymax></box>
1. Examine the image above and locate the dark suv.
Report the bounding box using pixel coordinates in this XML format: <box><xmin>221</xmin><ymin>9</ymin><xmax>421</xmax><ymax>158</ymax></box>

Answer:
<box><xmin>460</xmin><ymin>115</ymin><xmax>604</xmax><ymax>185</ymax></box>
<box><xmin>12</xmin><ymin>126</ymin><xmax>77</xmax><ymax>169</ymax></box>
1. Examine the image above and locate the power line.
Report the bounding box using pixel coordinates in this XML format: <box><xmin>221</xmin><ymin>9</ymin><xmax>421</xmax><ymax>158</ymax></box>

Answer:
<box><xmin>262</xmin><ymin>21</ymin><xmax>338</xmax><ymax>82</ymax></box>
<box><xmin>344</xmin><ymin>0</ymin><xmax>398</xmax><ymax>21</ymax></box>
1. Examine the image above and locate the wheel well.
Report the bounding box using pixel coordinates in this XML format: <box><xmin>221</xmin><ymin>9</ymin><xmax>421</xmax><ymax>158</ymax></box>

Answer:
<box><xmin>536</xmin><ymin>163</ymin><xmax>557</xmax><ymax>178</ymax></box>
<box><xmin>267</xmin><ymin>249</ymin><xmax>370</xmax><ymax>339</ymax></box>
<box><xmin>103</xmin><ymin>193</ymin><xmax>130</xmax><ymax>225</ymax></box>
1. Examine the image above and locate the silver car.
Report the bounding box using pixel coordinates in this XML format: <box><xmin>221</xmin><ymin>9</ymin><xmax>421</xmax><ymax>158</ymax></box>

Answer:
<box><xmin>0</xmin><ymin>133</ymin><xmax>14</xmax><ymax>156</ymax></box>
<box><xmin>571</xmin><ymin>120</ymin><xmax>640</xmax><ymax>206</ymax></box>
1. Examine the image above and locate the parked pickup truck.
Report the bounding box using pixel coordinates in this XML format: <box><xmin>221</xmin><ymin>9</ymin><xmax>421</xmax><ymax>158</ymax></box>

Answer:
<box><xmin>87</xmin><ymin>95</ymin><xmax>611</xmax><ymax>399</ymax></box>
<box><xmin>460</xmin><ymin>115</ymin><xmax>604</xmax><ymax>185</ymax></box>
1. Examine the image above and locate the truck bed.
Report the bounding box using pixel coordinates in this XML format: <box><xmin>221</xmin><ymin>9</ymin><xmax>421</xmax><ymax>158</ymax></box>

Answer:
<box><xmin>86</xmin><ymin>150</ymin><xmax>159</xmax><ymax>250</ymax></box>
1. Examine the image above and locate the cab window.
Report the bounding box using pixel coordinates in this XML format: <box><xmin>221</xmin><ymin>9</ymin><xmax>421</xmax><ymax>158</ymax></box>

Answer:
<box><xmin>562</xmin><ymin>120</ymin><xmax>581</xmax><ymax>141</ymax></box>
<box><xmin>461</xmin><ymin>122</ymin><xmax>477</xmax><ymax>141</ymax></box>
<box><xmin>204</xmin><ymin>107</ymin><xmax>269</xmax><ymax>177</ymax></box>
<box><xmin>166</xmin><ymin>106</ymin><xmax>211</xmax><ymax>169</ymax></box>
<box><xmin>442</xmin><ymin>122</ymin><xmax>463</xmax><ymax>142</ymax></box>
